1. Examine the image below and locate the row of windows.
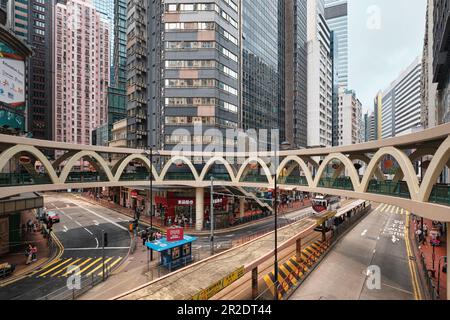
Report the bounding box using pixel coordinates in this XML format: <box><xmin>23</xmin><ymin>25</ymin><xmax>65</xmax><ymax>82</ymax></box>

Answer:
<box><xmin>165</xmin><ymin>3</ymin><xmax>237</xmax><ymax>28</ymax></box>
<box><xmin>165</xmin><ymin>116</ymin><xmax>216</xmax><ymax>126</ymax></box>
<box><xmin>164</xmin><ymin>60</ymin><xmax>237</xmax><ymax>79</ymax></box>
<box><xmin>165</xmin><ymin>41</ymin><xmax>238</xmax><ymax>62</ymax></box>
<box><xmin>165</xmin><ymin>135</ymin><xmax>235</xmax><ymax>146</ymax></box>
<box><xmin>165</xmin><ymin>79</ymin><xmax>238</xmax><ymax>95</ymax></box>
<box><xmin>164</xmin><ymin>97</ymin><xmax>238</xmax><ymax>114</ymax></box>
<box><xmin>165</xmin><ymin>22</ymin><xmax>238</xmax><ymax>46</ymax></box>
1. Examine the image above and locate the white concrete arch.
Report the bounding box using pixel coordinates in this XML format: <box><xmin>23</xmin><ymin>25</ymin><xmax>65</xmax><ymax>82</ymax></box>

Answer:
<box><xmin>159</xmin><ymin>156</ymin><xmax>199</xmax><ymax>181</ymax></box>
<box><xmin>313</xmin><ymin>153</ymin><xmax>361</xmax><ymax>191</ymax></box>
<box><xmin>52</xmin><ymin>150</ymin><xmax>77</xmax><ymax>170</ymax></box>
<box><xmin>333</xmin><ymin>154</ymin><xmax>385</xmax><ymax>181</ymax></box>
<box><xmin>419</xmin><ymin>136</ymin><xmax>450</xmax><ymax>202</ymax></box>
<box><xmin>360</xmin><ymin>147</ymin><xmax>420</xmax><ymax>199</ymax></box>
<box><xmin>199</xmin><ymin>157</ymin><xmax>236</xmax><ymax>181</ymax></box>
<box><xmin>276</xmin><ymin>156</ymin><xmax>314</xmax><ymax>186</ymax></box>
<box><xmin>0</xmin><ymin>145</ymin><xmax>59</xmax><ymax>183</ymax></box>
<box><xmin>59</xmin><ymin>151</ymin><xmax>115</xmax><ymax>184</ymax></box>
<box><xmin>236</xmin><ymin>157</ymin><xmax>273</xmax><ymax>184</ymax></box>
<box><xmin>113</xmin><ymin>154</ymin><xmax>159</xmax><ymax>182</ymax></box>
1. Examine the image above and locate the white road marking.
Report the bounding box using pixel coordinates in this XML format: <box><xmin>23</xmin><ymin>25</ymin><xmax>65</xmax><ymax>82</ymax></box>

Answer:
<box><xmin>63</xmin><ymin>226</ymin><xmax>68</xmax><ymax>233</ymax></box>
<box><xmin>361</xmin><ymin>229</ymin><xmax>368</xmax><ymax>237</ymax></box>
<box><xmin>95</xmin><ymin>238</ymin><xmax>99</xmax><ymax>248</ymax></box>
<box><xmin>93</xmin><ymin>220</ymin><xmax>100</xmax><ymax>226</ymax></box>
<box><xmin>66</xmin><ymin>199</ymin><xmax>128</xmax><ymax>231</ymax></box>
<box><xmin>84</xmin><ymin>228</ymin><xmax>93</xmax><ymax>236</ymax></box>
<box><xmin>75</xmin><ymin>221</ymin><xmax>83</xmax><ymax>227</ymax></box>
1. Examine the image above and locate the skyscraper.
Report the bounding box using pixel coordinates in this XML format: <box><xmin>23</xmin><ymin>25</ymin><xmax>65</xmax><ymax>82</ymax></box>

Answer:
<box><xmin>8</xmin><ymin>0</ymin><xmax>54</xmax><ymax>141</ymax></box>
<box><xmin>93</xmin><ymin>0</ymin><xmax>115</xmax><ymax>83</ymax></box>
<box><xmin>242</xmin><ymin>0</ymin><xmax>280</xmax><ymax>141</ymax></box>
<box><xmin>307</xmin><ymin>0</ymin><xmax>333</xmax><ymax>147</ymax></box>
<box><xmin>381</xmin><ymin>57</ymin><xmax>422</xmax><ymax>139</ymax></box>
<box><xmin>324</xmin><ymin>0</ymin><xmax>348</xmax><ymax>88</ymax></box>
<box><xmin>53</xmin><ymin>0</ymin><xmax>110</xmax><ymax>145</ymax></box>
<box><xmin>139</xmin><ymin>0</ymin><xmax>240</xmax><ymax>151</ymax></box>
<box><xmin>284</xmin><ymin>0</ymin><xmax>308</xmax><ymax>148</ymax></box>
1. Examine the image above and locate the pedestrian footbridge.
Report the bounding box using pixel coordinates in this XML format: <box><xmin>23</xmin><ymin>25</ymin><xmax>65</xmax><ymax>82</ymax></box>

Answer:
<box><xmin>0</xmin><ymin>123</ymin><xmax>449</xmax><ymax>222</ymax></box>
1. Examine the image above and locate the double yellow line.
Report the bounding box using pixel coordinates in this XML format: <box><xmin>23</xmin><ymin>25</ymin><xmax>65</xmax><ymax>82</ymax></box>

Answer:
<box><xmin>404</xmin><ymin>212</ymin><xmax>422</xmax><ymax>300</ymax></box>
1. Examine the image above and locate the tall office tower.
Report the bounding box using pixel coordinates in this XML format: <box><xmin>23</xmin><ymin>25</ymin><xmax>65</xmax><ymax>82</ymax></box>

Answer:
<box><xmin>336</xmin><ymin>87</ymin><xmax>362</xmax><ymax>146</ymax></box>
<box><xmin>242</xmin><ymin>0</ymin><xmax>281</xmax><ymax>144</ymax></box>
<box><xmin>126</xmin><ymin>0</ymin><xmax>148</xmax><ymax>149</ymax></box>
<box><xmin>381</xmin><ymin>57</ymin><xmax>422</xmax><ymax>139</ymax></box>
<box><xmin>324</xmin><ymin>0</ymin><xmax>348</xmax><ymax>146</ymax></box>
<box><xmin>113</xmin><ymin>0</ymin><xmax>126</xmax><ymax>90</ymax></box>
<box><xmin>93</xmin><ymin>0</ymin><xmax>115</xmax><ymax>83</ymax></box>
<box><xmin>140</xmin><ymin>1</ymin><xmax>240</xmax><ymax>151</ymax></box>
<box><xmin>364</xmin><ymin>111</ymin><xmax>377</xmax><ymax>142</ymax></box>
<box><xmin>54</xmin><ymin>0</ymin><xmax>110</xmax><ymax>145</ymax></box>
<box><xmin>421</xmin><ymin>0</ymin><xmax>438</xmax><ymax>129</ymax></box>
<box><xmin>285</xmin><ymin>0</ymin><xmax>308</xmax><ymax>148</ymax></box>
<box><xmin>307</xmin><ymin>0</ymin><xmax>333</xmax><ymax>147</ymax></box>
<box><xmin>324</xmin><ymin>0</ymin><xmax>348</xmax><ymax>88</ymax></box>
<box><xmin>8</xmin><ymin>0</ymin><xmax>54</xmax><ymax>141</ymax></box>
<box><xmin>432</xmin><ymin>0</ymin><xmax>450</xmax><ymax>124</ymax></box>
<box><xmin>374</xmin><ymin>91</ymin><xmax>382</xmax><ymax>140</ymax></box>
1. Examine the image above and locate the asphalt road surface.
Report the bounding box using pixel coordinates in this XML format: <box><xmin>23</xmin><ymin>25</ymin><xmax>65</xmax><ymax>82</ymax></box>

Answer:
<box><xmin>0</xmin><ymin>194</ymin><xmax>131</xmax><ymax>300</ymax></box>
<box><xmin>289</xmin><ymin>203</ymin><xmax>418</xmax><ymax>300</ymax></box>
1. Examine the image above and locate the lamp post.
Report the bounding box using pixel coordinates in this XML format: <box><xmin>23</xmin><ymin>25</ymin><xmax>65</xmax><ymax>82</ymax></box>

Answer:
<box><xmin>210</xmin><ymin>176</ymin><xmax>214</xmax><ymax>256</ymax></box>
<box><xmin>144</xmin><ymin>148</ymin><xmax>158</xmax><ymax>261</ymax></box>
<box><xmin>273</xmin><ymin>141</ymin><xmax>290</xmax><ymax>301</ymax></box>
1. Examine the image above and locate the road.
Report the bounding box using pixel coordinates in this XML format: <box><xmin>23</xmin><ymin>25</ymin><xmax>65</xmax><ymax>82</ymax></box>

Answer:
<box><xmin>289</xmin><ymin>203</ymin><xmax>419</xmax><ymax>300</ymax></box>
<box><xmin>0</xmin><ymin>194</ymin><xmax>131</xmax><ymax>300</ymax></box>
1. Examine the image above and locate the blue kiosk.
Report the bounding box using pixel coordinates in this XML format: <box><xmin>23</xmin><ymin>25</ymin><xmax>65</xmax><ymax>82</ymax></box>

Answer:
<box><xmin>146</xmin><ymin>235</ymin><xmax>197</xmax><ymax>271</ymax></box>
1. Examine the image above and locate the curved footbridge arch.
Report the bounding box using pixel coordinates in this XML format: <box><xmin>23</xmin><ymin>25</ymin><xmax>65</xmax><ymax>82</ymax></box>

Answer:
<box><xmin>0</xmin><ymin>124</ymin><xmax>449</xmax><ymax>222</ymax></box>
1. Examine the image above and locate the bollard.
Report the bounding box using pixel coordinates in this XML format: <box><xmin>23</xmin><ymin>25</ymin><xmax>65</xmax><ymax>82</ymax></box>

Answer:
<box><xmin>252</xmin><ymin>267</ymin><xmax>258</xmax><ymax>300</ymax></box>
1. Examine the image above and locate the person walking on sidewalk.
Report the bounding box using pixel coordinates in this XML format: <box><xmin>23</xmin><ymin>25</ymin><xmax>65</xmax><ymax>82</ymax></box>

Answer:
<box><xmin>31</xmin><ymin>245</ymin><xmax>37</xmax><ymax>262</ymax></box>
<box><xmin>25</xmin><ymin>244</ymin><xmax>33</xmax><ymax>265</ymax></box>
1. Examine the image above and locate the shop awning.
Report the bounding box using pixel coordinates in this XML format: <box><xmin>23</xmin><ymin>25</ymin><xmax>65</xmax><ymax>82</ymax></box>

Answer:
<box><xmin>145</xmin><ymin>235</ymin><xmax>197</xmax><ymax>252</ymax></box>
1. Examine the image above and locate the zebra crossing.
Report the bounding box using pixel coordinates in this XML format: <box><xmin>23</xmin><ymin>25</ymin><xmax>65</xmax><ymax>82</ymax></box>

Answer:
<box><xmin>377</xmin><ymin>204</ymin><xmax>409</xmax><ymax>216</ymax></box>
<box><xmin>30</xmin><ymin>256</ymin><xmax>123</xmax><ymax>278</ymax></box>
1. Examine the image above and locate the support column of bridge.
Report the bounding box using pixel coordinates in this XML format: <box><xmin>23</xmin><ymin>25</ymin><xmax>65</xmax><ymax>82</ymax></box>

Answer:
<box><xmin>448</xmin><ymin>222</ymin><xmax>449</xmax><ymax>301</ymax></box>
<box><xmin>239</xmin><ymin>197</ymin><xmax>245</xmax><ymax>219</ymax></box>
<box><xmin>195</xmin><ymin>188</ymin><xmax>204</xmax><ymax>231</ymax></box>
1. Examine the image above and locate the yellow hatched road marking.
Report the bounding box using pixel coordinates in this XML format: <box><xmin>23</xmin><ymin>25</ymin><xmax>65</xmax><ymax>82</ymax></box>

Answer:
<box><xmin>386</xmin><ymin>205</ymin><xmax>393</xmax><ymax>213</ymax></box>
<box><xmin>61</xmin><ymin>258</ymin><xmax>93</xmax><ymax>277</ymax></box>
<box><xmin>379</xmin><ymin>204</ymin><xmax>388</xmax><ymax>213</ymax></box>
<box><xmin>97</xmin><ymin>257</ymin><xmax>123</xmax><ymax>276</ymax></box>
<box><xmin>38</xmin><ymin>258</ymin><xmax>73</xmax><ymax>277</ymax></box>
<box><xmin>86</xmin><ymin>257</ymin><xmax>113</xmax><ymax>276</ymax></box>
<box><xmin>76</xmin><ymin>257</ymin><xmax>103</xmax><ymax>276</ymax></box>
<box><xmin>51</xmin><ymin>258</ymin><xmax>82</xmax><ymax>277</ymax></box>
<box><xmin>29</xmin><ymin>258</ymin><xmax>62</xmax><ymax>276</ymax></box>
<box><xmin>280</xmin><ymin>264</ymin><xmax>297</xmax><ymax>286</ymax></box>
<box><xmin>286</xmin><ymin>260</ymin><xmax>300</xmax><ymax>275</ymax></box>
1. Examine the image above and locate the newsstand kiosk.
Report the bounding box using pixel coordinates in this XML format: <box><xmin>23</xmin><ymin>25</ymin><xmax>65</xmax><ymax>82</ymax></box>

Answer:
<box><xmin>146</xmin><ymin>227</ymin><xmax>197</xmax><ymax>271</ymax></box>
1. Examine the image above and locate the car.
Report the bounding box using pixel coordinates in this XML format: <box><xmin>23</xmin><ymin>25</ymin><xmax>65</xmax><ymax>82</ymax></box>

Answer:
<box><xmin>46</xmin><ymin>211</ymin><xmax>60</xmax><ymax>223</ymax></box>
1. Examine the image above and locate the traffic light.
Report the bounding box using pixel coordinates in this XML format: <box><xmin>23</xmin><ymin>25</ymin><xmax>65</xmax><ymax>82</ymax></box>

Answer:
<box><xmin>103</xmin><ymin>232</ymin><xmax>108</xmax><ymax>247</ymax></box>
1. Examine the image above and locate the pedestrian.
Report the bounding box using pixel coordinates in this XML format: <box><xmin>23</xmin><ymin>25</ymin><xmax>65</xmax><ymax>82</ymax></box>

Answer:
<box><xmin>25</xmin><ymin>244</ymin><xmax>32</xmax><ymax>265</ymax></box>
<box><xmin>27</xmin><ymin>219</ymin><xmax>33</xmax><ymax>232</ymax></box>
<box><xmin>142</xmin><ymin>230</ymin><xmax>148</xmax><ymax>246</ymax></box>
<box><xmin>423</xmin><ymin>223</ymin><xmax>428</xmax><ymax>237</ymax></box>
<box><xmin>31</xmin><ymin>245</ymin><xmax>37</xmax><ymax>262</ymax></box>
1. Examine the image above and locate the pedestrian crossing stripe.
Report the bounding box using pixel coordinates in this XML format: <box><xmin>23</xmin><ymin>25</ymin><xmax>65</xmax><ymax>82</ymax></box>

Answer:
<box><xmin>29</xmin><ymin>258</ymin><xmax>62</xmax><ymax>277</ymax></box>
<box><xmin>52</xmin><ymin>258</ymin><xmax>82</xmax><ymax>277</ymax></box>
<box><xmin>395</xmin><ymin>207</ymin><xmax>399</xmax><ymax>214</ymax></box>
<box><xmin>263</xmin><ymin>241</ymin><xmax>329</xmax><ymax>300</ymax></box>
<box><xmin>33</xmin><ymin>257</ymin><xmax>123</xmax><ymax>278</ymax></box>
<box><xmin>38</xmin><ymin>258</ymin><xmax>73</xmax><ymax>278</ymax></box>
<box><xmin>379</xmin><ymin>204</ymin><xmax>387</xmax><ymax>213</ymax></box>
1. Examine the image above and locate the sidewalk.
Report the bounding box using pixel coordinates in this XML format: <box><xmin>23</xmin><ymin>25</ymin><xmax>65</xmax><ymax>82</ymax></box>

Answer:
<box><xmin>0</xmin><ymin>210</ymin><xmax>58</xmax><ymax>286</ymax></box>
<box><xmin>76</xmin><ymin>193</ymin><xmax>312</xmax><ymax>236</ymax></box>
<box><xmin>411</xmin><ymin>216</ymin><xmax>447</xmax><ymax>300</ymax></box>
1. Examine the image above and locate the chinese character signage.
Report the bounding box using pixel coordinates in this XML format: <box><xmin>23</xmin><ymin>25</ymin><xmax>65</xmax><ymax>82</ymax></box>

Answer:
<box><xmin>167</xmin><ymin>227</ymin><xmax>184</xmax><ymax>242</ymax></box>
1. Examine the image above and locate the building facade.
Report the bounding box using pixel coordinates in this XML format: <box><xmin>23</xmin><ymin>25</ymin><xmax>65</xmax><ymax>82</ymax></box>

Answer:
<box><xmin>284</xmin><ymin>0</ymin><xmax>308</xmax><ymax>148</ymax></box>
<box><xmin>93</xmin><ymin>0</ymin><xmax>115</xmax><ymax>84</ymax></box>
<box><xmin>307</xmin><ymin>0</ymin><xmax>333</xmax><ymax>147</ymax></box>
<box><xmin>381</xmin><ymin>57</ymin><xmax>422</xmax><ymax>139</ymax></box>
<box><xmin>7</xmin><ymin>0</ymin><xmax>54</xmax><ymax>141</ymax></box>
<box><xmin>336</xmin><ymin>87</ymin><xmax>362</xmax><ymax>146</ymax></box>
<box><xmin>433</xmin><ymin>0</ymin><xmax>450</xmax><ymax>124</ymax></box>
<box><xmin>364</xmin><ymin>111</ymin><xmax>377</xmax><ymax>142</ymax></box>
<box><xmin>53</xmin><ymin>0</ymin><xmax>110</xmax><ymax>145</ymax></box>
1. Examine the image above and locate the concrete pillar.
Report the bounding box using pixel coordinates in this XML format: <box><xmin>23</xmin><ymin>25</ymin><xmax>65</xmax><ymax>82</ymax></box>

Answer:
<box><xmin>195</xmin><ymin>188</ymin><xmax>204</xmax><ymax>231</ymax></box>
<box><xmin>252</xmin><ymin>267</ymin><xmax>258</xmax><ymax>299</ymax></box>
<box><xmin>447</xmin><ymin>222</ymin><xmax>449</xmax><ymax>301</ymax></box>
<box><xmin>239</xmin><ymin>197</ymin><xmax>245</xmax><ymax>219</ymax></box>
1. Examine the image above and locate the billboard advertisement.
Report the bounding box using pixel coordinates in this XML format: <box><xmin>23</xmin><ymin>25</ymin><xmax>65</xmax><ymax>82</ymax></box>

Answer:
<box><xmin>0</xmin><ymin>54</ymin><xmax>25</xmax><ymax>108</ymax></box>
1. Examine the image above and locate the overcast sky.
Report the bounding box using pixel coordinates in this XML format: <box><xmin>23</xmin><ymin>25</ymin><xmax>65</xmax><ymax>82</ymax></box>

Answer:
<box><xmin>348</xmin><ymin>0</ymin><xmax>427</xmax><ymax>114</ymax></box>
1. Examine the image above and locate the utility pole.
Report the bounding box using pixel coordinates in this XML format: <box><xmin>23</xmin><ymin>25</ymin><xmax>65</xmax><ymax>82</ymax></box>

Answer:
<box><xmin>274</xmin><ymin>146</ymin><xmax>278</xmax><ymax>301</ymax></box>
<box><xmin>102</xmin><ymin>230</ymin><xmax>106</xmax><ymax>281</ymax></box>
<box><xmin>210</xmin><ymin>176</ymin><xmax>214</xmax><ymax>256</ymax></box>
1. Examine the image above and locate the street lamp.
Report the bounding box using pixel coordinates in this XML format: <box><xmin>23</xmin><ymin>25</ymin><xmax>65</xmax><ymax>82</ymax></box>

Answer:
<box><xmin>210</xmin><ymin>176</ymin><xmax>214</xmax><ymax>256</ymax></box>
<box><xmin>273</xmin><ymin>140</ymin><xmax>290</xmax><ymax>301</ymax></box>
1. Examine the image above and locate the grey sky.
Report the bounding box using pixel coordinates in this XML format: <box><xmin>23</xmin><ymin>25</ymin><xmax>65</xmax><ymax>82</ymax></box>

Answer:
<box><xmin>348</xmin><ymin>0</ymin><xmax>427</xmax><ymax>113</ymax></box>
